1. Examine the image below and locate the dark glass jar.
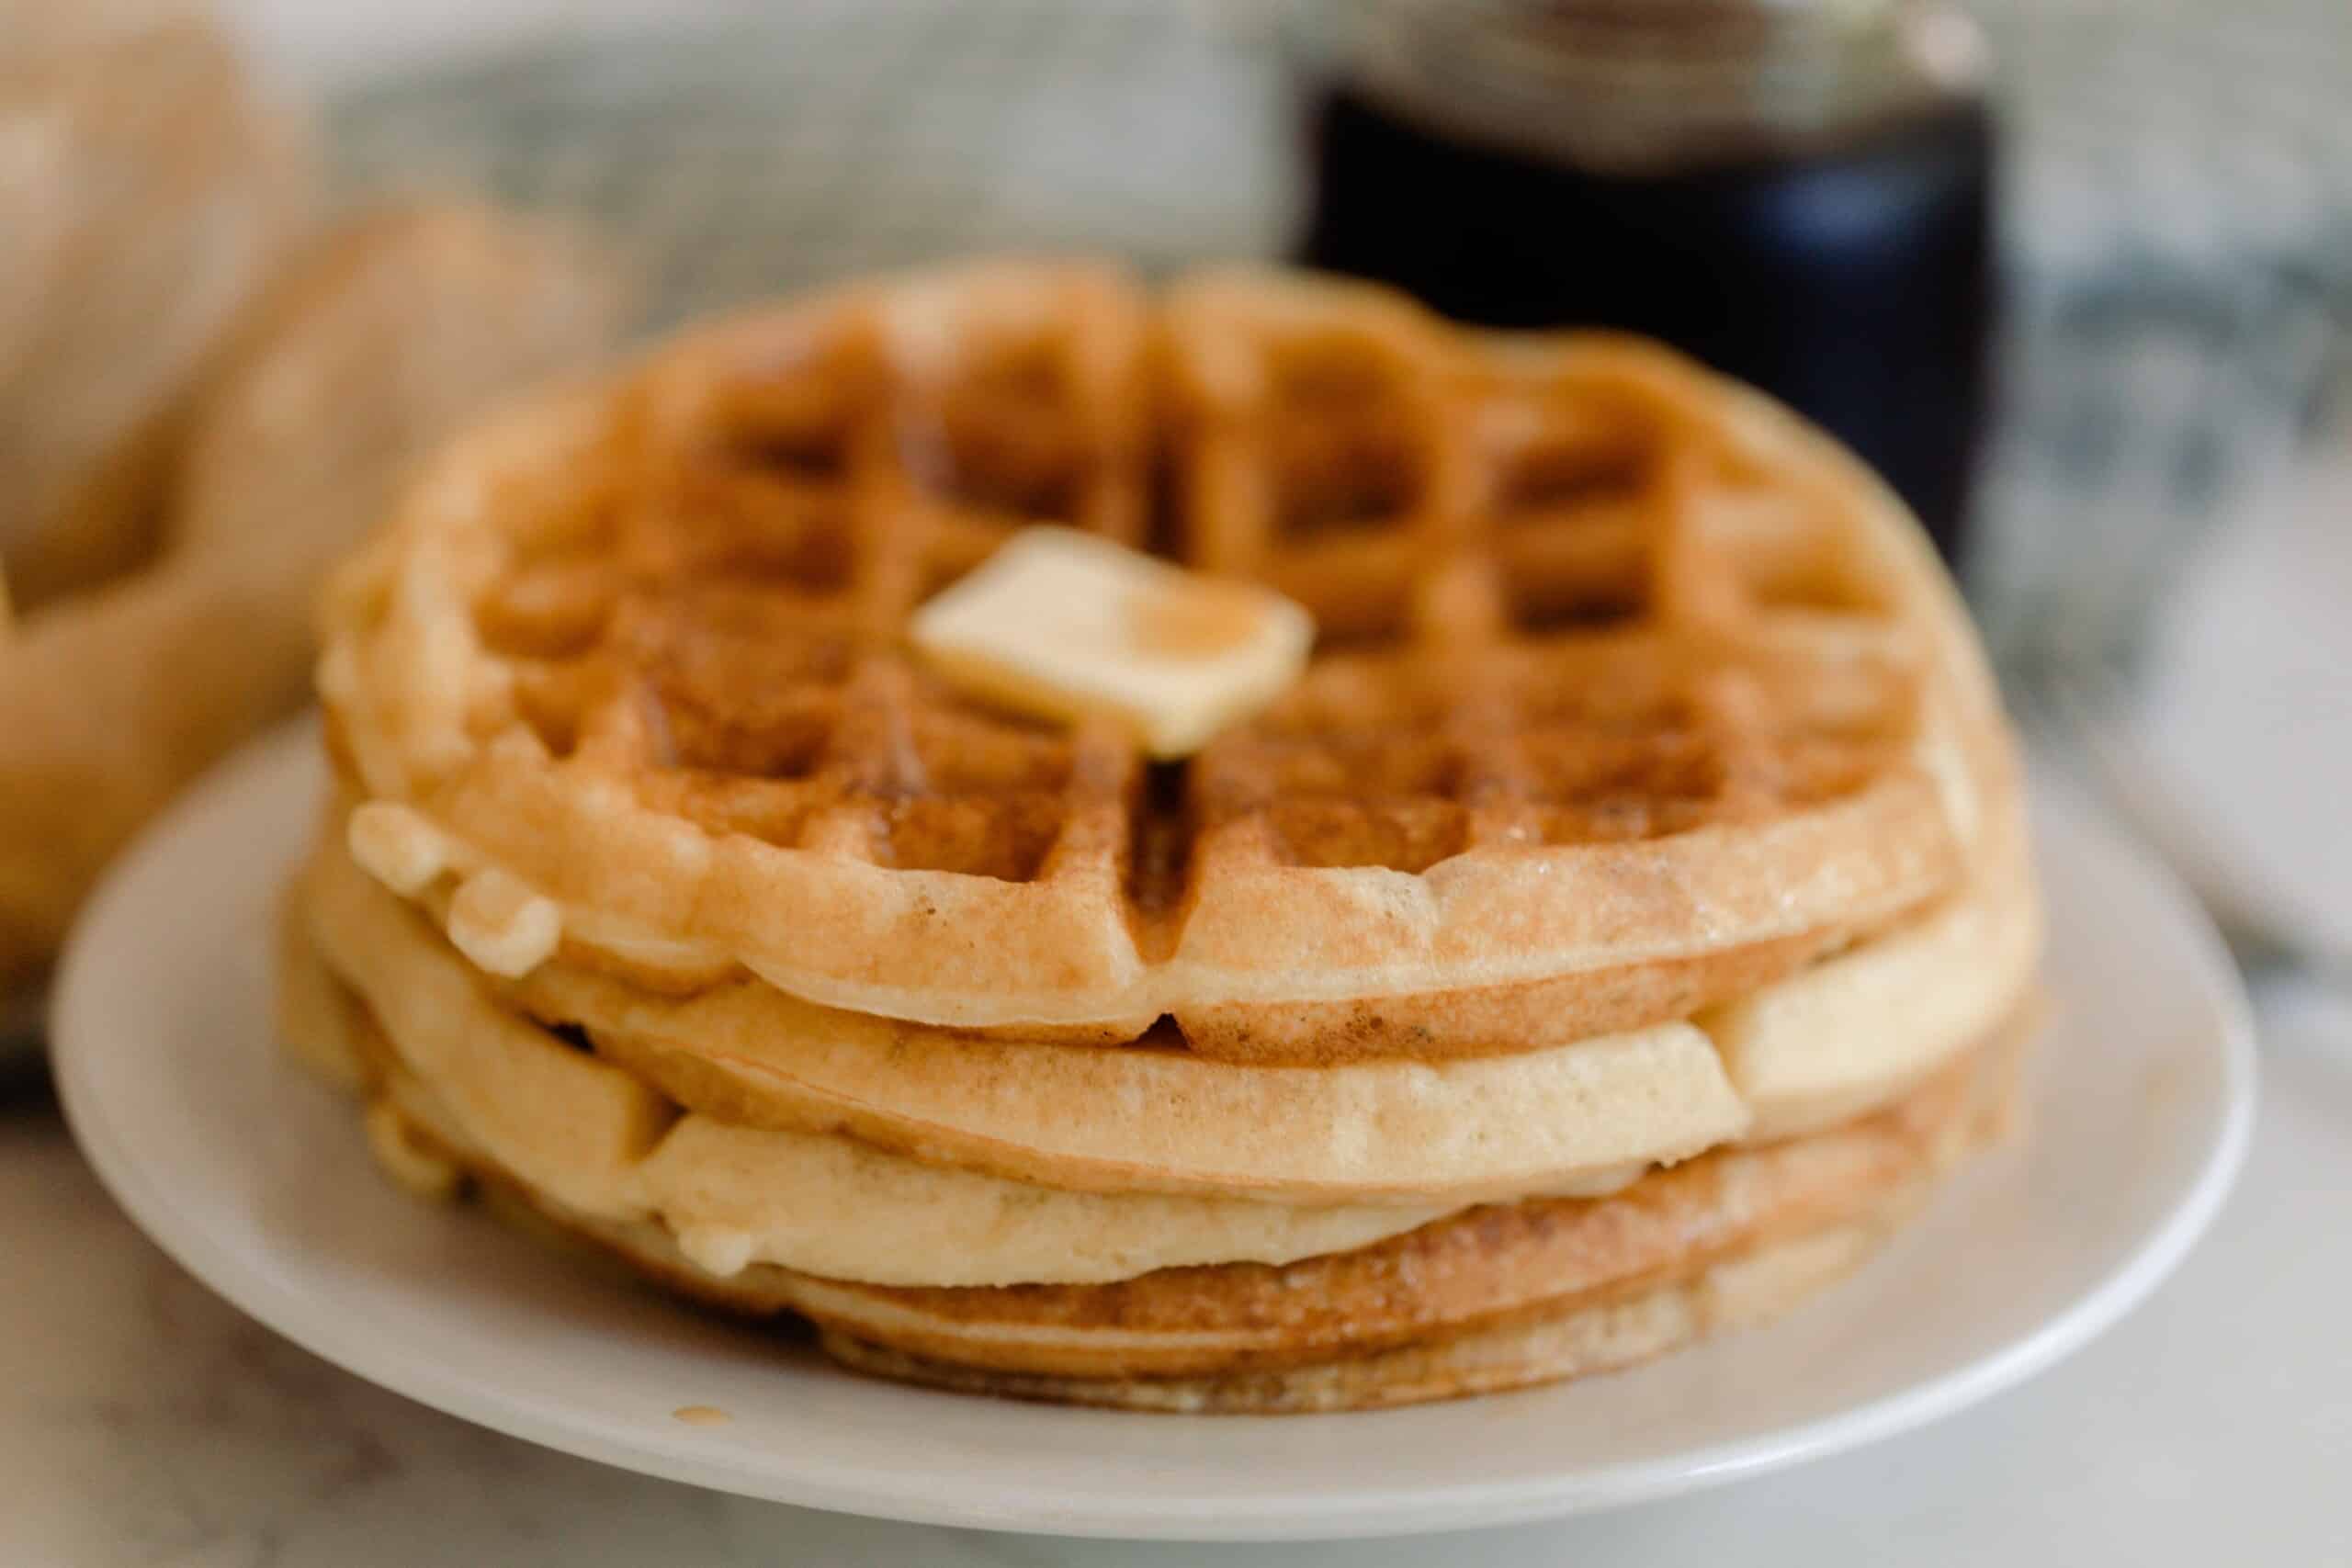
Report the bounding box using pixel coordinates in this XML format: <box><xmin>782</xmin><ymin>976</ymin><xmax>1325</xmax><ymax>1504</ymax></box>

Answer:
<box><xmin>1299</xmin><ymin>0</ymin><xmax>1997</xmax><ymax>565</ymax></box>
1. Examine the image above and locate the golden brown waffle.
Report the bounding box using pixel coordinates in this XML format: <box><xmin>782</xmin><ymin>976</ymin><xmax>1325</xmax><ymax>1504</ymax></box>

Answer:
<box><xmin>322</xmin><ymin>260</ymin><xmax>2010</xmax><ymax>1062</ymax></box>
<box><xmin>297</xmin><ymin>826</ymin><xmax>1740</xmax><ymax>1209</ymax></box>
<box><xmin>305</xmin><ymin>806</ymin><xmax>2034</xmax><ymax>1204</ymax></box>
<box><xmin>292</xmin><ymin>800</ymin><xmax>2031</xmax><ymax>1278</ymax></box>
<box><xmin>808</xmin><ymin>1205</ymin><xmax>1921</xmax><ymax>1414</ymax></box>
<box><xmin>509</xmin><ymin>1141</ymin><xmax>1951</xmax><ymax>1414</ymax></box>
<box><xmin>281</xmin><ymin>901</ymin><xmax>1457</xmax><ymax>1287</ymax></box>
<box><xmin>679</xmin><ymin>1033</ymin><xmax>2010</xmax><ymax>1386</ymax></box>
<box><xmin>282</xmin><ymin>897</ymin><xmax>2018</xmax><ymax>1408</ymax></box>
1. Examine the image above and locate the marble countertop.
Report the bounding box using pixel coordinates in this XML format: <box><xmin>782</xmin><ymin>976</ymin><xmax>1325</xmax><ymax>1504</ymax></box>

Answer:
<box><xmin>5</xmin><ymin>976</ymin><xmax>2347</xmax><ymax>1567</ymax></box>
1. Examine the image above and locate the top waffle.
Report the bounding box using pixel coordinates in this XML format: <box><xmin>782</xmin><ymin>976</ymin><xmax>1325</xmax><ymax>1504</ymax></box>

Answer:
<box><xmin>321</xmin><ymin>260</ymin><xmax>2014</xmax><ymax>1063</ymax></box>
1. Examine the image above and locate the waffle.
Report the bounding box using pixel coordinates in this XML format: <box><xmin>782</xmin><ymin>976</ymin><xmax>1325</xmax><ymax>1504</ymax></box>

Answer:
<box><xmin>282</xmin><ymin>897</ymin><xmax>2018</xmax><ymax>1407</ymax></box>
<box><xmin>282</xmin><ymin>904</ymin><xmax>1453</xmax><ymax>1286</ymax></box>
<box><xmin>320</xmin><ymin>260</ymin><xmax>2008</xmax><ymax>1063</ymax></box>
<box><xmin>288</xmin><ymin>827</ymin><xmax>1731</xmax><ymax>1213</ymax></box>
<box><xmin>305</xmin><ymin>806</ymin><xmax>2036</xmax><ymax>1207</ymax></box>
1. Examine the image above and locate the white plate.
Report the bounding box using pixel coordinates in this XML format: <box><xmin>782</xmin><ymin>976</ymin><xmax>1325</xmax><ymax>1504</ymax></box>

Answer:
<box><xmin>52</xmin><ymin>722</ymin><xmax>2255</xmax><ymax>1542</ymax></box>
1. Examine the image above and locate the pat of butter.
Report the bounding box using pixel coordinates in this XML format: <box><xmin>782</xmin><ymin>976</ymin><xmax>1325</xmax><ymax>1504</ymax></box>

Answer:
<box><xmin>911</xmin><ymin>528</ymin><xmax>1313</xmax><ymax>759</ymax></box>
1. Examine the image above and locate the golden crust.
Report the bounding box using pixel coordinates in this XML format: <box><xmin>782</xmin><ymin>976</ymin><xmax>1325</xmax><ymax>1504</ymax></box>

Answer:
<box><xmin>300</xmin><ymin>818</ymin><xmax>1745</xmax><ymax>1207</ymax></box>
<box><xmin>303</xmin><ymin>816</ymin><xmax>2036</xmax><ymax>1207</ymax></box>
<box><xmin>813</xmin><ymin>1219</ymin><xmax>1898</xmax><ymax>1413</ymax></box>
<box><xmin>775</xmin><ymin>1032</ymin><xmax>2012</xmax><ymax>1377</ymax></box>
<box><xmin>322</xmin><ymin>999</ymin><xmax>2017</xmax><ymax>1404</ymax></box>
<box><xmin>284</xmin><ymin>811</ymin><xmax>2024</xmax><ymax>1405</ymax></box>
<box><xmin>291</xmin><ymin>889</ymin><xmax>1464</xmax><ymax>1289</ymax></box>
<box><xmin>316</xmin><ymin>260</ymin><xmax>2015</xmax><ymax>1061</ymax></box>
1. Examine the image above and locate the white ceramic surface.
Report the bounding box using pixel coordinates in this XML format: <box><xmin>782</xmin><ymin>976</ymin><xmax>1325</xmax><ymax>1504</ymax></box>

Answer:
<box><xmin>51</xmin><ymin>723</ymin><xmax>2255</xmax><ymax>1542</ymax></box>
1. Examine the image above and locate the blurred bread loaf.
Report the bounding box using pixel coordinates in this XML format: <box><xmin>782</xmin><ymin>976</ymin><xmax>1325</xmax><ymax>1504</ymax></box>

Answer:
<box><xmin>0</xmin><ymin>199</ymin><xmax>630</xmax><ymax>987</ymax></box>
<box><xmin>0</xmin><ymin>4</ymin><xmax>311</xmax><ymax>605</ymax></box>
<box><xmin>169</xmin><ymin>202</ymin><xmax>631</xmax><ymax>580</ymax></box>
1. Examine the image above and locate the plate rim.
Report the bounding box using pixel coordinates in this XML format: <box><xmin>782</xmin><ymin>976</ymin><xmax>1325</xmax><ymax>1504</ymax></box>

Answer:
<box><xmin>51</xmin><ymin>720</ymin><xmax>2259</xmax><ymax>1541</ymax></box>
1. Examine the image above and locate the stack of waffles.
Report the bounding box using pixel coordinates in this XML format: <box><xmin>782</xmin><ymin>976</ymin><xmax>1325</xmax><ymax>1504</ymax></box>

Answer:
<box><xmin>279</xmin><ymin>262</ymin><xmax>2041</xmax><ymax>1412</ymax></box>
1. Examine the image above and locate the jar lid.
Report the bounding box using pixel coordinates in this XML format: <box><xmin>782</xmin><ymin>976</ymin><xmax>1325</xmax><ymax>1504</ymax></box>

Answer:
<box><xmin>1321</xmin><ymin>0</ymin><xmax>1989</xmax><ymax>175</ymax></box>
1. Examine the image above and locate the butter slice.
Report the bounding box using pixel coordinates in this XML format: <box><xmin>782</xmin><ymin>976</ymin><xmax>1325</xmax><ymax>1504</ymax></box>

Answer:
<box><xmin>911</xmin><ymin>528</ymin><xmax>1313</xmax><ymax>759</ymax></box>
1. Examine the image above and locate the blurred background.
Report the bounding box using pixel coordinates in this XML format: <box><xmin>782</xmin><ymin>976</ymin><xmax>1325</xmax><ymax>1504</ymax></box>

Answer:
<box><xmin>5</xmin><ymin>0</ymin><xmax>2350</xmax><ymax>1034</ymax></box>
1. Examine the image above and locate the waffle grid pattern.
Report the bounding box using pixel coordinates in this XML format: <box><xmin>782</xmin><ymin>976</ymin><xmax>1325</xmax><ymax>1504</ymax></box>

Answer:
<box><xmin>322</xmin><ymin>264</ymin><xmax>1987</xmax><ymax>1056</ymax></box>
<box><xmin>465</xmin><ymin>269</ymin><xmax>1917</xmax><ymax>896</ymax></box>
